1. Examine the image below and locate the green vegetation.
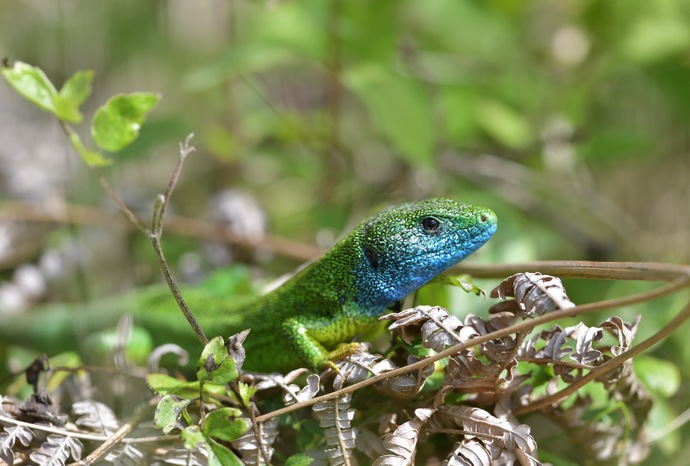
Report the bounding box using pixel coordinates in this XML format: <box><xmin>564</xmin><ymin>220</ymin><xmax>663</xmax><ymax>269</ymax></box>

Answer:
<box><xmin>0</xmin><ymin>1</ymin><xmax>689</xmax><ymax>464</ymax></box>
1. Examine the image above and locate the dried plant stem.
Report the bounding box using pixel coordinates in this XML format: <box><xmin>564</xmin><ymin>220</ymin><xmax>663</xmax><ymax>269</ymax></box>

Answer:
<box><xmin>57</xmin><ymin>125</ymin><xmax>208</xmax><ymax>347</ymax></box>
<box><xmin>59</xmin><ymin>122</ymin><xmax>149</xmax><ymax>235</ymax></box>
<box><xmin>334</xmin><ymin>395</ymin><xmax>352</xmax><ymax>466</ymax></box>
<box><xmin>515</xmin><ymin>299</ymin><xmax>690</xmax><ymax>416</ymax></box>
<box><xmin>0</xmin><ymin>200</ymin><xmax>322</xmax><ymax>265</ymax></box>
<box><xmin>454</xmin><ymin>261</ymin><xmax>690</xmax><ymax>282</ymax></box>
<box><xmin>148</xmin><ymin>136</ymin><xmax>207</xmax><ymax>346</ymax></box>
<box><xmin>248</xmin><ymin>407</ymin><xmax>272</xmax><ymax>465</ymax></box>
<box><xmin>256</xmin><ymin>275</ymin><xmax>690</xmax><ymax>423</ymax></box>
<box><xmin>76</xmin><ymin>405</ymin><xmax>151</xmax><ymax>465</ymax></box>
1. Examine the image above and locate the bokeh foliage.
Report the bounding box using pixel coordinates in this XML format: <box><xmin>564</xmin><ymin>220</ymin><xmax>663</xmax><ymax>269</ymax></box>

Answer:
<box><xmin>1</xmin><ymin>1</ymin><xmax>689</xmax><ymax>464</ymax></box>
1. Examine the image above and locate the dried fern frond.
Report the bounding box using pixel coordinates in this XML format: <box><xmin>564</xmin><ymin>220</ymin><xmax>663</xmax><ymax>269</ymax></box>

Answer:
<box><xmin>491</xmin><ymin>272</ymin><xmax>575</xmax><ymax>316</ymax></box>
<box><xmin>428</xmin><ymin>406</ymin><xmax>540</xmax><ymax>466</ymax></box>
<box><xmin>373</xmin><ymin>408</ymin><xmax>436</xmax><ymax>466</ymax></box>
<box><xmin>29</xmin><ymin>433</ymin><xmax>84</xmax><ymax>466</ymax></box>
<box><xmin>232</xmin><ymin>417</ymin><xmax>279</xmax><ymax>466</ymax></box>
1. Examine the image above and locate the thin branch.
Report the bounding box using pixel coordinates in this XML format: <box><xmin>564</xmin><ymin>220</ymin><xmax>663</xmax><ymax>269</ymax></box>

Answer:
<box><xmin>76</xmin><ymin>404</ymin><xmax>151</xmax><ymax>465</ymax></box>
<box><xmin>453</xmin><ymin>261</ymin><xmax>690</xmax><ymax>282</ymax></box>
<box><xmin>0</xmin><ymin>200</ymin><xmax>322</xmax><ymax>265</ymax></box>
<box><xmin>58</xmin><ymin>122</ymin><xmax>149</xmax><ymax>235</ymax></box>
<box><xmin>148</xmin><ymin>136</ymin><xmax>208</xmax><ymax>347</ymax></box>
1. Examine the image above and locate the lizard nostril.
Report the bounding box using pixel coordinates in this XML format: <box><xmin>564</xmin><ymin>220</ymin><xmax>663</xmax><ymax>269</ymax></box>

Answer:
<box><xmin>480</xmin><ymin>214</ymin><xmax>488</xmax><ymax>223</ymax></box>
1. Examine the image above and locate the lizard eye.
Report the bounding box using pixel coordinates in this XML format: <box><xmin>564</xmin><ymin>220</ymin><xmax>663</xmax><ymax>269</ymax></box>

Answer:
<box><xmin>421</xmin><ymin>216</ymin><xmax>440</xmax><ymax>232</ymax></box>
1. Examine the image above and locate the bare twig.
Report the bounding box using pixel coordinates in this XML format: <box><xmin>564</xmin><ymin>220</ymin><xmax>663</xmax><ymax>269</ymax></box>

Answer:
<box><xmin>0</xmin><ymin>200</ymin><xmax>322</xmax><ymax>266</ymax></box>
<box><xmin>58</xmin><ymin>122</ymin><xmax>148</xmax><ymax>235</ymax></box>
<box><xmin>147</xmin><ymin>136</ymin><xmax>207</xmax><ymax>346</ymax></box>
<box><xmin>75</xmin><ymin>404</ymin><xmax>151</xmax><ymax>465</ymax></box>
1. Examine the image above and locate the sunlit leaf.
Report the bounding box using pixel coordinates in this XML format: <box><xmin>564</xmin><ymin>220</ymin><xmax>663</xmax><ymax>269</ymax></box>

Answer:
<box><xmin>634</xmin><ymin>355</ymin><xmax>680</xmax><ymax>398</ymax></box>
<box><xmin>92</xmin><ymin>92</ymin><xmax>160</xmax><ymax>152</ymax></box>
<box><xmin>153</xmin><ymin>395</ymin><xmax>190</xmax><ymax>434</ymax></box>
<box><xmin>68</xmin><ymin>131</ymin><xmax>112</xmax><ymax>167</ymax></box>
<box><xmin>53</xmin><ymin>70</ymin><xmax>94</xmax><ymax>123</ymax></box>
<box><xmin>476</xmin><ymin>99</ymin><xmax>533</xmax><ymax>150</ymax></box>
<box><xmin>344</xmin><ymin>65</ymin><xmax>434</xmax><ymax>165</ymax></box>
<box><xmin>204</xmin><ymin>408</ymin><xmax>250</xmax><ymax>442</ymax></box>
<box><xmin>195</xmin><ymin>336</ymin><xmax>238</xmax><ymax>385</ymax></box>
<box><xmin>1</xmin><ymin>60</ymin><xmax>57</xmax><ymax>112</ymax></box>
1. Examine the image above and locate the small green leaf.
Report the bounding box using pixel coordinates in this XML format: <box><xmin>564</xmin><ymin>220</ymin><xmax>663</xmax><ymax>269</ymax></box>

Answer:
<box><xmin>1</xmin><ymin>60</ymin><xmax>57</xmax><ymax>112</ymax></box>
<box><xmin>476</xmin><ymin>99</ymin><xmax>533</xmax><ymax>150</ymax></box>
<box><xmin>181</xmin><ymin>425</ymin><xmax>205</xmax><ymax>450</ymax></box>
<box><xmin>195</xmin><ymin>336</ymin><xmax>238</xmax><ymax>385</ymax></box>
<box><xmin>433</xmin><ymin>274</ymin><xmax>486</xmax><ymax>297</ymax></box>
<box><xmin>147</xmin><ymin>373</ymin><xmax>196</xmax><ymax>395</ymax></box>
<box><xmin>634</xmin><ymin>355</ymin><xmax>681</xmax><ymax>398</ymax></box>
<box><xmin>53</xmin><ymin>70</ymin><xmax>94</xmax><ymax>123</ymax></box>
<box><xmin>238</xmin><ymin>382</ymin><xmax>258</xmax><ymax>407</ymax></box>
<box><xmin>68</xmin><ymin>131</ymin><xmax>112</xmax><ymax>167</ymax></box>
<box><xmin>153</xmin><ymin>395</ymin><xmax>191</xmax><ymax>434</ymax></box>
<box><xmin>181</xmin><ymin>428</ymin><xmax>244</xmax><ymax>466</ymax></box>
<box><xmin>147</xmin><ymin>373</ymin><xmax>227</xmax><ymax>399</ymax></box>
<box><xmin>344</xmin><ymin>65</ymin><xmax>434</xmax><ymax>165</ymax></box>
<box><xmin>91</xmin><ymin>92</ymin><xmax>160</xmax><ymax>152</ymax></box>
<box><xmin>285</xmin><ymin>453</ymin><xmax>315</xmax><ymax>466</ymax></box>
<box><xmin>204</xmin><ymin>407</ymin><xmax>250</xmax><ymax>442</ymax></box>
<box><xmin>206</xmin><ymin>437</ymin><xmax>244</xmax><ymax>466</ymax></box>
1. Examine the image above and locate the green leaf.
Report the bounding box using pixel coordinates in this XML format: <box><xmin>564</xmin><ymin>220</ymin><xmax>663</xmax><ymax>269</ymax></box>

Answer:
<box><xmin>181</xmin><ymin>427</ymin><xmax>244</xmax><ymax>466</ymax></box>
<box><xmin>206</xmin><ymin>437</ymin><xmax>244</xmax><ymax>466</ymax></box>
<box><xmin>1</xmin><ymin>60</ymin><xmax>57</xmax><ymax>112</ymax></box>
<box><xmin>153</xmin><ymin>395</ymin><xmax>191</xmax><ymax>434</ymax></box>
<box><xmin>433</xmin><ymin>274</ymin><xmax>486</xmax><ymax>297</ymax></box>
<box><xmin>83</xmin><ymin>326</ymin><xmax>153</xmax><ymax>365</ymax></box>
<box><xmin>53</xmin><ymin>70</ymin><xmax>94</xmax><ymax>123</ymax></box>
<box><xmin>475</xmin><ymin>99</ymin><xmax>533</xmax><ymax>150</ymax></box>
<box><xmin>204</xmin><ymin>407</ymin><xmax>250</xmax><ymax>442</ymax></box>
<box><xmin>195</xmin><ymin>336</ymin><xmax>238</xmax><ymax>385</ymax></box>
<box><xmin>344</xmin><ymin>65</ymin><xmax>434</xmax><ymax>165</ymax></box>
<box><xmin>147</xmin><ymin>373</ymin><xmax>227</xmax><ymax>399</ymax></box>
<box><xmin>91</xmin><ymin>92</ymin><xmax>160</xmax><ymax>152</ymax></box>
<box><xmin>147</xmin><ymin>373</ymin><xmax>196</xmax><ymax>395</ymax></box>
<box><xmin>237</xmin><ymin>382</ymin><xmax>258</xmax><ymax>407</ymax></box>
<box><xmin>634</xmin><ymin>355</ymin><xmax>681</xmax><ymax>398</ymax></box>
<box><xmin>181</xmin><ymin>425</ymin><xmax>206</xmax><ymax>449</ymax></box>
<box><xmin>285</xmin><ymin>453</ymin><xmax>315</xmax><ymax>466</ymax></box>
<box><xmin>68</xmin><ymin>131</ymin><xmax>112</xmax><ymax>167</ymax></box>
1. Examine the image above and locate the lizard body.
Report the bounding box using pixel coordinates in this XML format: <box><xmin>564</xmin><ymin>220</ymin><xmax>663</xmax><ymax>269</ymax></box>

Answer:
<box><xmin>0</xmin><ymin>198</ymin><xmax>497</xmax><ymax>372</ymax></box>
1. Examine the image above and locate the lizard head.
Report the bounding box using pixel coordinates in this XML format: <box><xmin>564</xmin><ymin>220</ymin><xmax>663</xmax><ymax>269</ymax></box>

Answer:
<box><xmin>355</xmin><ymin>198</ymin><xmax>497</xmax><ymax>306</ymax></box>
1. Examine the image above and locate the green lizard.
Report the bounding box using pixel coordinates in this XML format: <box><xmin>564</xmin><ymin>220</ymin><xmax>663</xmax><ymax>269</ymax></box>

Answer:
<box><xmin>0</xmin><ymin>198</ymin><xmax>497</xmax><ymax>373</ymax></box>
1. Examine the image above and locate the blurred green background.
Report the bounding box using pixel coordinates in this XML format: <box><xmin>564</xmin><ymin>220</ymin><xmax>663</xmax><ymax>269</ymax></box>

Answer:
<box><xmin>0</xmin><ymin>0</ymin><xmax>689</xmax><ymax>464</ymax></box>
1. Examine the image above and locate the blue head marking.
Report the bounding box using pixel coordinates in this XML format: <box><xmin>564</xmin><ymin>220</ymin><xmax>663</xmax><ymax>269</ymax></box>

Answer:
<box><xmin>353</xmin><ymin>198</ymin><xmax>497</xmax><ymax>308</ymax></box>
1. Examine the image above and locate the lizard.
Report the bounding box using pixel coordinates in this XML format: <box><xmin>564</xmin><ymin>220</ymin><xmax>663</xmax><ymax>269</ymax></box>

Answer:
<box><xmin>0</xmin><ymin>198</ymin><xmax>497</xmax><ymax>373</ymax></box>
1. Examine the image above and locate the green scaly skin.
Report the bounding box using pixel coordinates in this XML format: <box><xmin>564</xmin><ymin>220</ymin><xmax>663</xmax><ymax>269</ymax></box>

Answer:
<box><xmin>0</xmin><ymin>198</ymin><xmax>497</xmax><ymax>373</ymax></box>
